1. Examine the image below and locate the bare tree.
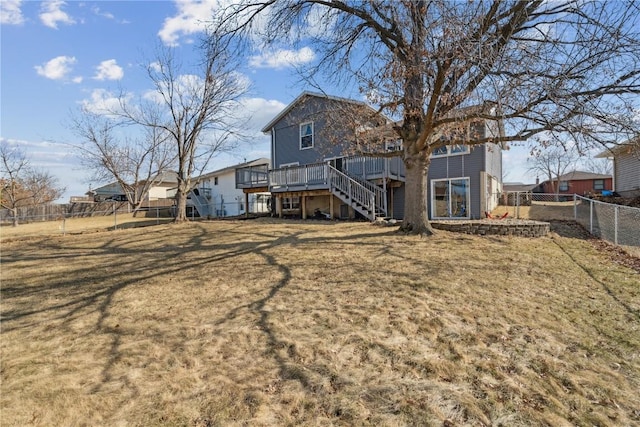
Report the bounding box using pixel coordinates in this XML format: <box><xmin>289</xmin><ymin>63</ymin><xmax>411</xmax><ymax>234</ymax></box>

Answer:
<box><xmin>0</xmin><ymin>142</ymin><xmax>64</xmax><ymax>226</ymax></box>
<box><xmin>527</xmin><ymin>146</ymin><xmax>579</xmax><ymax>196</ymax></box>
<box><xmin>219</xmin><ymin>0</ymin><xmax>640</xmax><ymax>234</ymax></box>
<box><xmin>580</xmin><ymin>156</ymin><xmax>613</xmax><ymax>176</ymax></box>
<box><xmin>115</xmin><ymin>35</ymin><xmax>248</xmax><ymax>222</ymax></box>
<box><xmin>68</xmin><ymin>109</ymin><xmax>175</xmax><ymax>213</ymax></box>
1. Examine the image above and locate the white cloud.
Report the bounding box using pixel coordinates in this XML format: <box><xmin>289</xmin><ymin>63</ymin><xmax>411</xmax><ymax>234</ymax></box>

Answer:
<box><xmin>93</xmin><ymin>59</ymin><xmax>124</xmax><ymax>81</ymax></box>
<box><xmin>1</xmin><ymin>0</ymin><xmax>24</xmax><ymax>25</ymax></box>
<box><xmin>80</xmin><ymin>89</ymin><xmax>128</xmax><ymax>115</ymax></box>
<box><xmin>248</xmin><ymin>47</ymin><xmax>316</xmax><ymax>70</ymax></box>
<box><xmin>91</xmin><ymin>5</ymin><xmax>114</xmax><ymax>20</ymax></box>
<box><xmin>240</xmin><ymin>97</ymin><xmax>286</xmax><ymax>133</ymax></box>
<box><xmin>40</xmin><ymin>0</ymin><xmax>75</xmax><ymax>29</ymax></box>
<box><xmin>34</xmin><ymin>55</ymin><xmax>78</xmax><ymax>81</ymax></box>
<box><xmin>158</xmin><ymin>0</ymin><xmax>223</xmax><ymax>46</ymax></box>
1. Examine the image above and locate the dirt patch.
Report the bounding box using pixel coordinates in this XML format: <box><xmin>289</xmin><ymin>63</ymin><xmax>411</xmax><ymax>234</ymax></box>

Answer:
<box><xmin>549</xmin><ymin>220</ymin><xmax>640</xmax><ymax>273</ymax></box>
<box><xmin>591</xmin><ymin>195</ymin><xmax>640</xmax><ymax>208</ymax></box>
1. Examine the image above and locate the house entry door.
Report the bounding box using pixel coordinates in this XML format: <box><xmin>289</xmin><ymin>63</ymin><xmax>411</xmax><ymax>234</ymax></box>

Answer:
<box><xmin>328</xmin><ymin>158</ymin><xmax>344</xmax><ymax>172</ymax></box>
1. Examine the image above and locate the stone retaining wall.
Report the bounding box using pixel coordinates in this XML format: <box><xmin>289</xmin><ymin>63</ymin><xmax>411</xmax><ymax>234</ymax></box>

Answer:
<box><xmin>431</xmin><ymin>219</ymin><xmax>550</xmax><ymax>237</ymax></box>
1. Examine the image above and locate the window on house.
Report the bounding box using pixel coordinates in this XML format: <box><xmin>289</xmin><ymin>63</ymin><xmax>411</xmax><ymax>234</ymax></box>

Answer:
<box><xmin>214</xmin><ymin>177</ymin><xmax>218</xmax><ymax>185</ymax></box>
<box><xmin>385</xmin><ymin>140</ymin><xmax>403</xmax><ymax>151</ymax></box>
<box><xmin>300</xmin><ymin>122</ymin><xmax>314</xmax><ymax>150</ymax></box>
<box><xmin>593</xmin><ymin>179</ymin><xmax>604</xmax><ymax>190</ymax></box>
<box><xmin>432</xmin><ymin>145</ymin><xmax>449</xmax><ymax>156</ymax></box>
<box><xmin>559</xmin><ymin>181</ymin><xmax>569</xmax><ymax>191</ymax></box>
<box><xmin>280</xmin><ymin>162</ymin><xmax>299</xmax><ymax>168</ymax></box>
<box><xmin>282</xmin><ymin>197</ymin><xmax>300</xmax><ymax>210</ymax></box>
<box><xmin>431</xmin><ymin>145</ymin><xmax>470</xmax><ymax>157</ymax></box>
<box><xmin>431</xmin><ymin>178</ymin><xmax>470</xmax><ymax>219</ymax></box>
<box><xmin>450</xmin><ymin>144</ymin><xmax>470</xmax><ymax>155</ymax></box>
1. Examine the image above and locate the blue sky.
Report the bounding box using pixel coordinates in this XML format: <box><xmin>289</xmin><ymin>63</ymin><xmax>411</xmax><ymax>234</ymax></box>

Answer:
<box><xmin>1</xmin><ymin>0</ymin><xmax>535</xmax><ymax>201</ymax></box>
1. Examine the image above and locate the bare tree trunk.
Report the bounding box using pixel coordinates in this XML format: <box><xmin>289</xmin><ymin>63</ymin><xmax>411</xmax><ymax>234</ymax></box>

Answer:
<box><xmin>11</xmin><ymin>207</ymin><xmax>18</xmax><ymax>227</ymax></box>
<box><xmin>175</xmin><ymin>188</ymin><xmax>188</xmax><ymax>222</ymax></box>
<box><xmin>399</xmin><ymin>155</ymin><xmax>433</xmax><ymax>235</ymax></box>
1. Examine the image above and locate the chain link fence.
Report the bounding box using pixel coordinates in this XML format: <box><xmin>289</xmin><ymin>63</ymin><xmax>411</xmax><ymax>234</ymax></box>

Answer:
<box><xmin>499</xmin><ymin>192</ymin><xmax>640</xmax><ymax>247</ymax></box>
<box><xmin>1</xmin><ymin>206</ymin><xmax>175</xmax><ymax>239</ymax></box>
<box><xmin>574</xmin><ymin>195</ymin><xmax>640</xmax><ymax>247</ymax></box>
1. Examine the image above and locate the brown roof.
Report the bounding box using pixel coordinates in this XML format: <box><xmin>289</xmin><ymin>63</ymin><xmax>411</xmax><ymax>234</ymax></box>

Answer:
<box><xmin>556</xmin><ymin>171</ymin><xmax>611</xmax><ymax>181</ymax></box>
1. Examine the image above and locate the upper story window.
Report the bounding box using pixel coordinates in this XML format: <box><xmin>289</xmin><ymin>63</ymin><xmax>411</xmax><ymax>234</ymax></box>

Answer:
<box><xmin>300</xmin><ymin>122</ymin><xmax>314</xmax><ymax>150</ymax></box>
<box><xmin>432</xmin><ymin>145</ymin><xmax>470</xmax><ymax>157</ymax></box>
<box><xmin>593</xmin><ymin>179</ymin><xmax>604</xmax><ymax>190</ymax></box>
<box><xmin>385</xmin><ymin>140</ymin><xmax>403</xmax><ymax>152</ymax></box>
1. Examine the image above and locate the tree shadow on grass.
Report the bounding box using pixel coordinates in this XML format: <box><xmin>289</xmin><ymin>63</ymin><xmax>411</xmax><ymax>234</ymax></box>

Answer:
<box><xmin>1</xmin><ymin>222</ymin><xmax>404</xmax><ymax>409</ymax></box>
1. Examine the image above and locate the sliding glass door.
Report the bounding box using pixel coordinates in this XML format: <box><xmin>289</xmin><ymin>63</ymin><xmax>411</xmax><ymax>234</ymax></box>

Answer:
<box><xmin>431</xmin><ymin>178</ymin><xmax>470</xmax><ymax>219</ymax></box>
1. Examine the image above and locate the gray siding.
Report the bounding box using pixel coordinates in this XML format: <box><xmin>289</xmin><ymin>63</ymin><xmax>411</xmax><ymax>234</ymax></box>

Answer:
<box><xmin>391</xmin><ymin>185</ymin><xmax>405</xmax><ymax>220</ymax></box>
<box><xmin>484</xmin><ymin>143</ymin><xmax>502</xmax><ymax>180</ymax></box>
<box><xmin>615</xmin><ymin>153</ymin><xmax>640</xmax><ymax>196</ymax></box>
<box><xmin>271</xmin><ymin>96</ymin><xmax>353</xmax><ymax>168</ymax></box>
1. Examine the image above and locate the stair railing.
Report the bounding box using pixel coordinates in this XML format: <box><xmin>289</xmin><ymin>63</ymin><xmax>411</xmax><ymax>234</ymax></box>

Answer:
<box><xmin>328</xmin><ymin>165</ymin><xmax>378</xmax><ymax>220</ymax></box>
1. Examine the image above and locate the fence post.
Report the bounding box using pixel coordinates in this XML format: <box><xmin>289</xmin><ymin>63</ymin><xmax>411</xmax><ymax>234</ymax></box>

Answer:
<box><xmin>516</xmin><ymin>191</ymin><xmax>520</xmax><ymax>219</ymax></box>
<box><xmin>62</xmin><ymin>215</ymin><xmax>66</xmax><ymax>236</ymax></box>
<box><xmin>573</xmin><ymin>195</ymin><xmax>577</xmax><ymax>220</ymax></box>
<box><xmin>614</xmin><ymin>205</ymin><xmax>619</xmax><ymax>245</ymax></box>
<box><xmin>114</xmin><ymin>202</ymin><xmax>117</xmax><ymax>230</ymax></box>
<box><xmin>156</xmin><ymin>207</ymin><xmax>160</xmax><ymax>225</ymax></box>
<box><xmin>589</xmin><ymin>199</ymin><xmax>593</xmax><ymax>234</ymax></box>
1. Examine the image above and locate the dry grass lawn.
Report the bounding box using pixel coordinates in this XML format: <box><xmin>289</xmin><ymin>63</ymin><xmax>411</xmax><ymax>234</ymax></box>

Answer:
<box><xmin>1</xmin><ymin>219</ymin><xmax>639</xmax><ymax>426</ymax></box>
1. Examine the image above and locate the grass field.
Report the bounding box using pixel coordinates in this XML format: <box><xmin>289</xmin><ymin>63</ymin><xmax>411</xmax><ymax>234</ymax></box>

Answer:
<box><xmin>1</xmin><ymin>219</ymin><xmax>639</xmax><ymax>426</ymax></box>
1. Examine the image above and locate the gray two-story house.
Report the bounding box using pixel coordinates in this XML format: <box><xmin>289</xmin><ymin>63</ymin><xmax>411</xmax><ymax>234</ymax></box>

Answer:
<box><xmin>236</xmin><ymin>91</ymin><xmax>502</xmax><ymax>220</ymax></box>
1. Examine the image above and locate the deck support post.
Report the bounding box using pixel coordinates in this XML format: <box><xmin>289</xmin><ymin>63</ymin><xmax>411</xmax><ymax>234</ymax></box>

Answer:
<box><xmin>329</xmin><ymin>195</ymin><xmax>334</xmax><ymax>219</ymax></box>
<box><xmin>302</xmin><ymin>196</ymin><xmax>307</xmax><ymax>219</ymax></box>
<box><xmin>245</xmin><ymin>192</ymin><xmax>249</xmax><ymax>218</ymax></box>
<box><xmin>277</xmin><ymin>196</ymin><xmax>283</xmax><ymax>218</ymax></box>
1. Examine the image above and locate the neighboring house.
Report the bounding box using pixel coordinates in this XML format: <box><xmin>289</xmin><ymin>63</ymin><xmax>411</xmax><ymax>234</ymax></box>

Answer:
<box><xmin>503</xmin><ymin>182</ymin><xmax>538</xmax><ymax>193</ymax></box>
<box><xmin>187</xmin><ymin>158</ymin><xmax>271</xmax><ymax>218</ymax></box>
<box><xmin>534</xmin><ymin>170</ymin><xmax>612</xmax><ymax>196</ymax></box>
<box><xmin>236</xmin><ymin>91</ymin><xmax>502</xmax><ymax>220</ymax></box>
<box><xmin>90</xmin><ymin>171</ymin><xmax>178</xmax><ymax>202</ymax></box>
<box><xmin>90</xmin><ymin>181</ymin><xmax>126</xmax><ymax>201</ymax></box>
<box><xmin>596</xmin><ymin>138</ymin><xmax>640</xmax><ymax>197</ymax></box>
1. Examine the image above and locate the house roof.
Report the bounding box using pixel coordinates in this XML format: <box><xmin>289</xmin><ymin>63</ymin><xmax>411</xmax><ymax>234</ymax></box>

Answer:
<box><xmin>260</xmin><ymin>91</ymin><xmax>381</xmax><ymax>133</ymax></box>
<box><xmin>139</xmin><ymin>170</ymin><xmax>179</xmax><ymax>186</ymax></box>
<box><xmin>195</xmin><ymin>157</ymin><xmax>270</xmax><ymax>180</ymax></box>
<box><xmin>595</xmin><ymin>136</ymin><xmax>640</xmax><ymax>158</ymax></box>
<box><xmin>503</xmin><ymin>182</ymin><xmax>538</xmax><ymax>192</ymax></box>
<box><xmin>553</xmin><ymin>170</ymin><xmax>612</xmax><ymax>181</ymax></box>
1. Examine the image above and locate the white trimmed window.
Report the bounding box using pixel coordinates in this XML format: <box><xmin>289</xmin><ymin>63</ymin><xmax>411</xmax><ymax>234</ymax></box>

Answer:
<box><xmin>282</xmin><ymin>197</ymin><xmax>300</xmax><ymax>210</ymax></box>
<box><xmin>431</xmin><ymin>177</ymin><xmax>470</xmax><ymax>219</ymax></box>
<box><xmin>431</xmin><ymin>145</ymin><xmax>470</xmax><ymax>157</ymax></box>
<box><xmin>593</xmin><ymin>179</ymin><xmax>604</xmax><ymax>190</ymax></box>
<box><xmin>300</xmin><ymin>122</ymin><xmax>314</xmax><ymax>150</ymax></box>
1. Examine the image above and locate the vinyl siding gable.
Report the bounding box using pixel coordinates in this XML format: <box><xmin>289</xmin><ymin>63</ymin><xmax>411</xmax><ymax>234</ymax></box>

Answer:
<box><xmin>615</xmin><ymin>152</ymin><xmax>640</xmax><ymax>194</ymax></box>
<box><xmin>271</xmin><ymin>96</ymin><xmax>355</xmax><ymax>168</ymax></box>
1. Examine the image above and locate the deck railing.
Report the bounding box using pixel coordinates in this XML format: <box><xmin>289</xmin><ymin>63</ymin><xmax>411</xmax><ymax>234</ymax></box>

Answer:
<box><xmin>235</xmin><ymin>164</ymin><xmax>269</xmax><ymax>188</ymax></box>
<box><xmin>344</xmin><ymin>155</ymin><xmax>405</xmax><ymax>180</ymax></box>
<box><xmin>268</xmin><ymin>155</ymin><xmax>405</xmax><ymax>190</ymax></box>
<box><xmin>269</xmin><ymin>162</ymin><xmax>328</xmax><ymax>189</ymax></box>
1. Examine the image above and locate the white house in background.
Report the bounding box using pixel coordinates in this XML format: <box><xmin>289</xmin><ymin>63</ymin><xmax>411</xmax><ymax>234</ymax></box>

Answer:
<box><xmin>596</xmin><ymin>137</ymin><xmax>640</xmax><ymax>198</ymax></box>
<box><xmin>89</xmin><ymin>171</ymin><xmax>178</xmax><ymax>202</ymax></box>
<box><xmin>187</xmin><ymin>158</ymin><xmax>271</xmax><ymax>218</ymax></box>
